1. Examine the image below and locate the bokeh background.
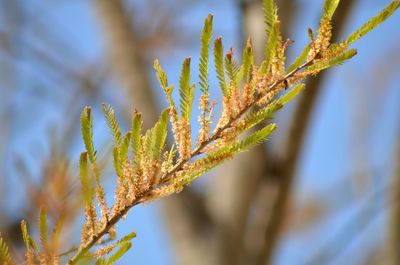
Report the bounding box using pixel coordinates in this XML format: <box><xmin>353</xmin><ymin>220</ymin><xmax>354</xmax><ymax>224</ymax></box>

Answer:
<box><xmin>0</xmin><ymin>0</ymin><xmax>399</xmax><ymax>264</ymax></box>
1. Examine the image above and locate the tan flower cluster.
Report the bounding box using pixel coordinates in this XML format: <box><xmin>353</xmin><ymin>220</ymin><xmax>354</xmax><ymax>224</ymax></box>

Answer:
<box><xmin>196</xmin><ymin>94</ymin><xmax>212</xmax><ymax>146</ymax></box>
<box><xmin>308</xmin><ymin>16</ymin><xmax>332</xmax><ymax>60</ymax></box>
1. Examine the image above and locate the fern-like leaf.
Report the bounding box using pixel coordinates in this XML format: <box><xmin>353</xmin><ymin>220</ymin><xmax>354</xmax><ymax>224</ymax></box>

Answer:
<box><xmin>119</xmin><ymin>132</ymin><xmax>131</xmax><ymax>167</ymax></box>
<box><xmin>234</xmin><ymin>123</ymin><xmax>277</xmax><ymax>153</ymax></box>
<box><xmin>106</xmin><ymin>243</ymin><xmax>132</xmax><ymax>265</ymax></box>
<box><xmin>242</xmin><ymin>38</ymin><xmax>254</xmax><ymax>83</ymax></box>
<box><xmin>113</xmin><ymin>147</ymin><xmax>122</xmax><ymax>178</ymax></box>
<box><xmin>39</xmin><ymin>207</ymin><xmax>48</xmax><ymax>250</ymax></box>
<box><xmin>225</xmin><ymin>49</ymin><xmax>241</xmax><ymax>88</ymax></box>
<box><xmin>263</xmin><ymin>0</ymin><xmax>278</xmax><ymax>38</ymax></box>
<box><xmin>264</xmin><ymin>21</ymin><xmax>280</xmax><ymax>72</ymax></box>
<box><xmin>214</xmin><ymin>37</ymin><xmax>227</xmax><ymax>95</ymax></box>
<box><xmin>81</xmin><ymin>107</ymin><xmax>96</xmax><ymax>164</ymax></box>
<box><xmin>199</xmin><ymin>14</ymin><xmax>213</xmax><ymax>94</ymax></box>
<box><xmin>144</xmin><ymin>109</ymin><xmax>169</xmax><ymax>160</ymax></box>
<box><xmin>179</xmin><ymin>57</ymin><xmax>194</xmax><ymax>121</ymax></box>
<box><xmin>102</xmin><ymin>104</ymin><xmax>122</xmax><ymax>145</ymax></box>
<box><xmin>117</xmin><ymin>232</ymin><xmax>137</xmax><ymax>245</ymax></box>
<box><xmin>307</xmin><ymin>49</ymin><xmax>357</xmax><ymax>72</ymax></box>
<box><xmin>323</xmin><ymin>0</ymin><xmax>340</xmax><ymax>19</ymax></box>
<box><xmin>80</xmin><ymin>152</ymin><xmax>93</xmax><ymax>203</ymax></box>
<box><xmin>0</xmin><ymin>237</ymin><xmax>11</xmax><ymax>263</ymax></box>
<box><xmin>154</xmin><ymin>59</ymin><xmax>175</xmax><ymax>106</ymax></box>
<box><xmin>263</xmin><ymin>0</ymin><xmax>279</xmax><ymax>64</ymax></box>
<box><xmin>345</xmin><ymin>1</ymin><xmax>400</xmax><ymax>46</ymax></box>
<box><xmin>153</xmin><ymin>59</ymin><xmax>168</xmax><ymax>89</ymax></box>
<box><xmin>21</xmin><ymin>220</ymin><xmax>37</xmax><ymax>251</ymax></box>
<box><xmin>131</xmin><ymin>112</ymin><xmax>142</xmax><ymax>167</ymax></box>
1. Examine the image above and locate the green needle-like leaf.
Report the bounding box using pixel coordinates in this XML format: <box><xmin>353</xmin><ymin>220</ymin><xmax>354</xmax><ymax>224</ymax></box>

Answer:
<box><xmin>307</xmin><ymin>49</ymin><xmax>357</xmax><ymax>72</ymax></box>
<box><xmin>80</xmin><ymin>152</ymin><xmax>93</xmax><ymax>203</ymax></box>
<box><xmin>81</xmin><ymin>107</ymin><xmax>96</xmax><ymax>164</ymax></box>
<box><xmin>263</xmin><ymin>0</ymin><xmax>278</xmax><ymax>38</ymax></box>
<box><xmin>102</xmin><ymin>104</ymin><xmax>122</xmax><ymax>145</ymax></box>
<box><xmin>179</xmin><ymin>57</ymin><xmax>194</xmax><ymax>121</ymax></box>
<box><xmin>131</xmin><ymin>112</ymin><xmax>142</xmax><ymax>167</ymax></box>
<box><xmin>39</xmin><ymin>207</ymin><xmax>48</xmax><ymax>249</ymax></box>
<box><xmin>144</xmin><ymin>109</ymin><xmax>169</xmax><ymax>160</ymax></box>
<box><xmin>199</xmin><ymin>14</ymin><xmax>213</xmax><ymax>94</ymax></box>
<box><xmin>106</xmin><ymin>243</ymin><xmax>132</xmax><ymax>265</ymax></box>
<box><xmin>242</xmin><ymin>38</ymin><xmax>254</xmax><ymax>83</ymax></box>
<box><xmin>153</xmin><ymin>59</ymin><xmax>168</xmax><ymax>89</ymax></box>
<box><xmin>323</xmin><ymin>0</ymin><xmax>340</xmax><ymax>19</ymax></box>
<box><xmin>0</xmin><ymin>237</ymin><xmax>11</xmax><ymax>263</ymax></box>
<box><xmin>345</xmin><ymin>1</ymin><xmax>400</xmax><ymax>46</ymax></box>
<box><xmin>214</xmin><ymin>37</ymin><xmax>227</xmax><ymax>95</ymax></box>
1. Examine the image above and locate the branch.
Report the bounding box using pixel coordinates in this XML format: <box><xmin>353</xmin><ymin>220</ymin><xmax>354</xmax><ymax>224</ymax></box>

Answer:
<box><xmin>67</xmin><ymin>59</ymin><xmax>313</xmax><ymax>265</ymax></box>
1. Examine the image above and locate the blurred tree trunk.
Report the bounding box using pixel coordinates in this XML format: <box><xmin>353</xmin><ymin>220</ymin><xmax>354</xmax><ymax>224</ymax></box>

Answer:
<box><xmin>387</xmin><ymin>128</ymin><xmax>400</xmax><ymax>265</ymax></box>
<box><xmin>254</xmin><ymin>2</ymin><xmax>356</xmax><ymax>264</ymax></box>
<box><xmin>94</xmin><ymin>0</ymin><xmax>158</xmax><ymax>129</ymax></box>
<box><xmin>204</xmin><ymin>1</ymin><xmax>296</xmax><ymax>264</ymax></box>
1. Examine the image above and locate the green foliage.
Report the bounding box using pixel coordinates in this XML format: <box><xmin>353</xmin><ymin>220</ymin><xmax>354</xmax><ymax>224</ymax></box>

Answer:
<box><xmin>102</xmin><ymin>104</ymin><xmax>122</xmax><ymax>146</ymax></box>
<box><xmin>199</xmin><ymin>14</ymin><xmax>213</xmax><ymax>94</ymax></box>
<box><xmin>95</xmin><ymin>233</ymin><xmax>136</xmax><ymax>265</ymax></box>
<box><xmin>235</xmin><ymin>123</ymin><xmax>277</xmax><ymax>152</ymax></box>
<box><xmin>323</xmin><ymin>0</ymin><xmax>340</xmax><ymax>19</ymax></box>
<box><xmin>263</xmin><ymin>0</ymin><xmax>279</xmax><ymax>68</ymax></box>
<box><xmin>106</xmin><ymin>243</ymin><xmax>132</xmax><ymax>265</ymax></box>
<box><xmin>214</xmin><ymin>37</ymin><xmax>227</xmax><ymax>95</ymax></box>
<box><xmin>200</xmin><ymin>123</ymin><xmax>278</xmax><ymax>169</ymax></box>
<box><xmin>39</xmin><ymin>207</ymin><xmax>48</xmax><ymax>249</ymax></box>
<box><xmin>119</xmin><ymin>132</ymin><xmax>131</xmax><ymax>167</ymax></box>
<box><xmin>263</xmin><ymin>0</ymin><xmax>278</xmax><ymax>38</ymax></box>
<box><xmin>0</xmin><ymin>237</ymin><xmax>11</xmax><ymax>263</ymax></box>
<box><xmin>264</xmin><ymin>22</ymin><xmax>280</xmax><ymax>72</ymax></box>
<box><xmin>81</xmin><ymin>107</ymin><xmax>96</xmax><ymax>164</ymax></box>
<box><xmin>153</xmin><ymin>59</ymin><xmax>168</xmax><ymax>89</ymax></box>
<box><xmin>113</xmin><ymin>132</ymin><xmax>131</xmax><ymax>177</ymax></box>
<box><xmin>179</xmin><ymin>57</ymin><xmax>195</xmax><ymax>121</ymax></box>
<box><xmin>345</xmin><ymin>1</ymin><xmax>400</xmax><ymax>46</ymax></box>
<box><xmin>80</xmin><ymin>152</ymin><xmax>93</xmax><ymax>203</ymax></box>
<box><xmin>117</xmin><ymin>232</ymin><xmax>137</xmax><ymax>245</ymax></box>
<box><xmin>144</xmin><ymin>109</ymin><xmax>169</xmax><ymax>160</ymax></box>
<box><xmin>225</xmin><ymin>50</ymin><xmax>241</xmax><ymax>88</ymax></box>
<box><xmin>113</xmin><ymin>147</ymin><xmax>123</xmax><ymax>177</ymax></box>
<box><xmin>308</xmin><ymin>49</ymin><xmax>357</xmax><ymax>72</ymax></box>
<box><xmin>154</xmin><ymin>59</ymin><xmax>175</xmax><ymax>107</ymax></box>
<box><xmin>242</xmin><ymin>38</ymin><xmax>254</xmax><ymax>83</ymax></box>
<box><xmin>131</xmin><ymin>112</ymin><xmax>143</xmax><ymax>166</ymax></box>
<box><xmin>21</xmin><ymin>220</ymin><xmax>37</xmax><ymax>251</ymax></box>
